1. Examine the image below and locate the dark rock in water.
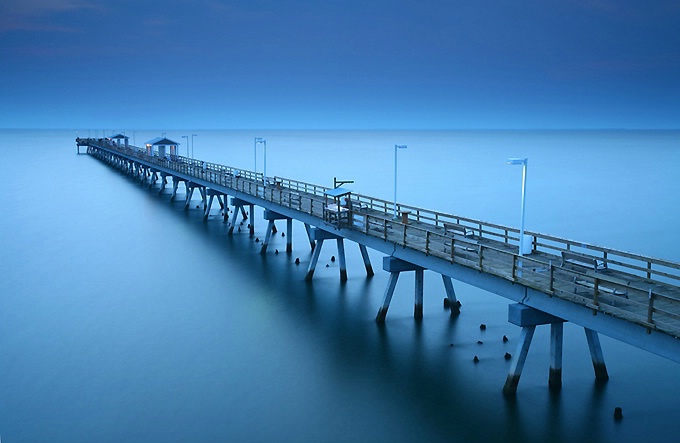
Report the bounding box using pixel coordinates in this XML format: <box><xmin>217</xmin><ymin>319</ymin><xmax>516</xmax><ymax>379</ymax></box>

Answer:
<box><xmin>443</xmin><ymin>298</ymin><xmax>451</xmax><ymax>308</ymax></box>
<box><xmin>449</xmin><ymin>343</ymin><xmax>455</xmax><ymax>347</ymax></box>
<box><xmin>295</xmin><ymin>258</ymin><xmax>300</xmax><ymax>265</ymax></box>
<box><xmin>281</xmin><ymin>232</ymin><xmax>285</xmax><ymax>237</ymax></box>
<box><xmin>504</xmin><ymin>352</ymin><xmax>512</xmax><ymax>360</ymax></box>
<box><xmin>326</xmin><ymin>264</ymin><xmax>329</xmax><ymax>267</ymax></box>
<box><xmin>255</xmin><ymin>237</ymin><xmax>260</xmax><ymax>242</ymax></box>
<box><xmin>477</xmin><ymin>340</ymin><xmax>483</xmax><ymax>345</ymax></box>
<box><xmin>614</xmin><ymin>407</ymin><xmax>623</xmax><ymax>421</ymax></box>
<box><xmin>331</xmin><ymin>255</ymin><xmax>336</xmax><ymax>262</ymax></box>
<box><xmin>503</xmin><ymin>335</ymin><xmax>509</xmax><ymax>343</ymax></box>
<box><xmin>196</xmin><ymin>205</ymin><xmax>200</xmax><ymax>209</ymax></box>
<box><xmin>275</xmin><ymin>249</ymin><xmax>279</xmax><ymax>254</ymax></box>
<box><xmin>480</xmin><ymin>324</ymin><xmax>487</xmax><ymax>331</ymax></box>
<box><xmin>457</xmin><ymin>300</ymin><xmax>462</xmax><ymax>308</ymax></box>
<box><xmin>473</xmin><ymin>356</ymin><xmax>480</xmax><ymax>363</ymax></box>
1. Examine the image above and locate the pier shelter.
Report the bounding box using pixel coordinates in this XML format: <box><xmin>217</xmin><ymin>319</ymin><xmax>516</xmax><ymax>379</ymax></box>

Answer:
<box><xmin>110</xmin><ymin>133</ymin><xmax>129</xmax><ymax>148</ymax></box>
<box><xmin>146</xmin><ymin>137</ymin><xmax>179</xmax><ymax>159</ymax></box>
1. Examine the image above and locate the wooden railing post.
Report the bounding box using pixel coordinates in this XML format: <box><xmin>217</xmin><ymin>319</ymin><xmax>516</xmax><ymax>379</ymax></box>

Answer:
<box><xmin>593</xmin><ymin>278</ymin><xmax>600</xmax><ymax>311</ymax></box>
<box><xmin>647</xmin><ymin>289</ymin><xmax>655</xmax><ymax>334</ymax></box>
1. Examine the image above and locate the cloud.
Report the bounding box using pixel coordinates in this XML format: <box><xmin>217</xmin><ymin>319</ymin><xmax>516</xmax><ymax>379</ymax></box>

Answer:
<box><xmin>0</xmin><ymin>0</ymin><xmax>107</xmax><ymax>33</ymax></box>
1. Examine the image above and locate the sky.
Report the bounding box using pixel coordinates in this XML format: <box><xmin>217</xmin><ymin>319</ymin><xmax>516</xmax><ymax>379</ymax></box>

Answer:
<box><xmin>1</xmin><ymin>0</ymin><xmax>679</xmax><ymax>130</ymax></box>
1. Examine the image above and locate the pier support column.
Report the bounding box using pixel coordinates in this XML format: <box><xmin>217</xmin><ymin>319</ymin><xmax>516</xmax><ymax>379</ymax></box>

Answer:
<box><xmin>503</xmin><ymin>325</ymin><xmax>536</xmax><ymax>396</ymax></box>
<box><xmin>305</xmin><ymin>238</ymin><xmax>325</xmax><ymax>281</ymax></box>
<box><xmin>376</xmin><ymin>272</ymin><xmax>400</xmax><ymax>322</ymax></box>
<box><xmin>261</xmin><ymin>220</ymin><xmax>277</xmax><ymax>254</ymax></box>
<box><xmin>304</xmin><ymin>223</ymin><xmax>316</xmax><ymax>251</ymax></box>
<box><xmin>375</xmin><ymin>257</ymin><xmax>425</xmax><ymax>322</ymax></box>
<box><xmin>359</xmin><ymin>244</ymin><xmax>374</xmax><ymax>277</ymax></box>
<box><xmin>337</xmin><ymin>238</ymin><xmax>347</xmax><ymax>282</ymax></box>
<box><xmin>249</xmin><ymin>204</ymin><xmax>255</xmax><ymax>237</ymax></box>
<box><xmin>184</xmin><ymin>183</ymin><xmax>196</xmax><ymax>209</ymax></box>
<box><xmin>148</xmin><ymin>169</ymin><xmax>158</xmax><ymax>188</ymax></box>
<box><xmin>441</xmin><ymin>275</ymin><xmax>460</xmax><ymax>315</ymax></box>
<box><xmin>549</xmin><ymin>322</ymin><xmax>564</xmax><ymax>390</ymax></box>
<box><xmin>159</xmin><ymin>172</ymin><xmax>169</xmax><ymax>194</ymax></box>
<box><xmin>414</xmin><ymin>268</ymin><xmax>424</xmax><ymax>319</ymax></box>
<box><xmin>503</xmin><ymin>304</ymin><xmax>566</xmax><ymax>395</ymax></box>
<box><xmin>286</xmin><ymin>218</ymin><xmax>293</xmax><ymax>253</ymax></box>
<box><xmin>585</xmin><ymin>328</ymin><xmax>609</xmax><ymax>381</ymax></box>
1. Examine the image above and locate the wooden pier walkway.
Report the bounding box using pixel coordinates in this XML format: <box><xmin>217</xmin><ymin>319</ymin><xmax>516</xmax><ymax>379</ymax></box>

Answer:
<box><xmin>78</xmin><ymin>136</ymin><xmax>680</xmax><ymax>392</ymax></box>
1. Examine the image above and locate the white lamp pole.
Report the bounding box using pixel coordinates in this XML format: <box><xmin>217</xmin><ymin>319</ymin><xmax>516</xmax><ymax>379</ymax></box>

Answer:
<box><xmin>255</xmin><ymin>137</ymin><xmax>266</xmax><ymax>185</ymax></box>
<box><xmin>191</xmin><ymin>134</ymin><xmax>197</xmax><ymax>159</ymax></box>
<box><xmin>394</xmin><ymin>144</ymin><xmax>408</xmax><ymax>219</ymax></box>
<box><xmin>181</xmin><ymin>135</ymin><xmax>189</xmax><ymax>157</ymax></box>
<box><xmin>507</xmin><ymin>158</ymin><xmax>528</xmax><ymax>256</ymax></box>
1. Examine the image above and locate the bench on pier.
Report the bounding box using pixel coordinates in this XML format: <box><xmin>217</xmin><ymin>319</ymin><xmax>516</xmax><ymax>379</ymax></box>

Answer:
<box><xmin>443</xmin><ymin>222</ymin><xmax>475</xmax><ymax>238</ymax></box>
<box><xmin>561</xmin><ymin>251</ymin><xmax>607</xmax><ymax>272</ymax></box>
<box><xmin>572</xmin><ymin>278</ymin><xmax>628</xmax><ymax>298</ymax></box>
<box><xmin>350</xmin><ymin>199</ymin><xmax>368</xmax><ymax>210</ymax></box>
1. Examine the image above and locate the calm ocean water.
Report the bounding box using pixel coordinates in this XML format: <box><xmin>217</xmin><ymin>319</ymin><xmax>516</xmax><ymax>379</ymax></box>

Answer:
<box><xmin>1</xmin><ymin>129</ymin><xmax>679</xmax><ymax>442</ymax></box>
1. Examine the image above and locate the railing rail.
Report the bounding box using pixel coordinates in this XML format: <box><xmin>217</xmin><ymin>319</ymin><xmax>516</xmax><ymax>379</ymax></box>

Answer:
<box><xmin>81</xmin><ymin>137</ymin><xmax>680</xmax><ymax>338</ymax></box>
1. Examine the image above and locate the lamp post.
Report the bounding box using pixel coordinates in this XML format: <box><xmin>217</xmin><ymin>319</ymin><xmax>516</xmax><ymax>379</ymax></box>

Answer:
<box><xmin>182</xmin><ymin>135</ymin><xmax>189</xmax><ymax>158</ymax></box>
<box><xmin>255</xmin><ymin>137</ymin><xmax>267</xmax><ymax>185</ymax></box>
<box><xmin>394</xmin><ymin>144</ymin><xmax>408</xmax><ymax>219</ymax></box>
<box><xmin>507</xmin><ymin>158</ymin><xmax>528</xmax><ymax>257</ymax></box>
<box><xmin>191</xmin><ymin>134</ymin><xmax>197</xmax><ymax>159</ymax></box>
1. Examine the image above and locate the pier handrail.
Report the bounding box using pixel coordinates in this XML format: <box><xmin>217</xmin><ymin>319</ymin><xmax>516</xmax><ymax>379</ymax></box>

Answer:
<box><xmin>80</xmin><ymin>137</ymin><xmax>680</xmax><ymax>338</ymax></box>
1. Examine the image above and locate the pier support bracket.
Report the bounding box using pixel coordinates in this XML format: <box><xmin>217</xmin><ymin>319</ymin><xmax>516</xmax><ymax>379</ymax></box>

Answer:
<box><xmin>376</xmin><ymin>257</ymin><xmax>425</xmax><ymax>322</ymax></box>
<box><xmin>228</xmin><ymin>197</ymin><xmax>252</xmax><ymax>234</ymax></box>
<box><xmin>504</xmin><ymin>304</ymin><xmax>575</xmax><ymax>395</ymax></box>
<box><xmin>260</xmin><ymin>210</ymin><xmax>290</xmax><ymax>254</ymax></box>
<box><xmin>170</xmin><ymin>177</ymin><xmax>187</xmax><ymax>202</ymax></box>
<box><xmin>304</xmin><ymin>229</ymin><xmax>346</xmax><ymax>282</ymax></box>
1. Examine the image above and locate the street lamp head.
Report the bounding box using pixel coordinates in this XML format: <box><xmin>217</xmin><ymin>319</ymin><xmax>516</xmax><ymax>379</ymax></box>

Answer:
<box><xmin>395</xmin><ymin>144</ymin><xmax>407</xmax><ymax>149</ymax></box>
<box><xmin>507</xmin><ymin>157</ymin><xmax>527</xmax><ymax>165</ymax></box>
<box><xmin>255</xmin><ymin>137</ymin><xmax>265</xmax><ymax>143</ymax></box>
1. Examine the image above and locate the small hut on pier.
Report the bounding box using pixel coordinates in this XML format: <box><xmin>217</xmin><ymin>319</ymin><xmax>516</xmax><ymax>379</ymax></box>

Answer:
<box><xmin>145</xmin><ymin>137</ymin><xmax>180</xmax><ymax>159</ymax></box>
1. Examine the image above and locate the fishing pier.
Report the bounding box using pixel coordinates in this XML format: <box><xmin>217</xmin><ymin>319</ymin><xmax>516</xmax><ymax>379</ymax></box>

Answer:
<box><xmin>77</xmin><ymin>136</ymin><xmax>680</xmax><ymax>394</ymax></box>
